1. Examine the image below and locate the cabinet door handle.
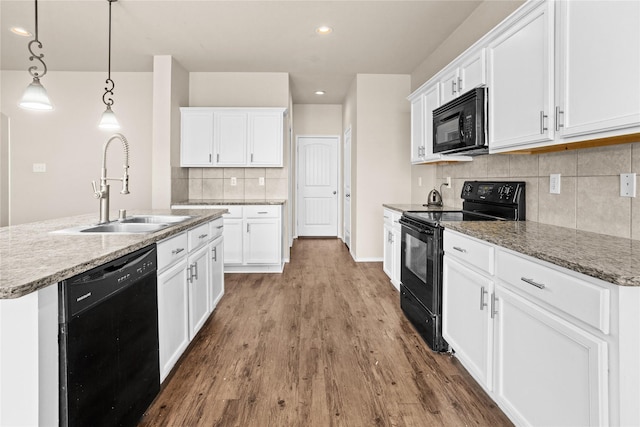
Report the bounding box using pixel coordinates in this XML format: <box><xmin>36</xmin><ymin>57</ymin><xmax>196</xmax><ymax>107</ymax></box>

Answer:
<box><xmin>187</xmin><ymin>264</ymin><xmax>194</xmax><ymax>283</ymax></box>
<box><xmin>458</xmin><ymin>77</ymin><xmax>463</xmax><ymax>93</ymax></box>
<box><xmin>209</xmin><ymin>153</ymin><xmax>212</xmax><ymax>163</ymax></box>
<box><xmin>521</xmin><ymin>277</ymin><xmax>546</xmax><ymax>289</ymax></box>
<box><xmin>555</xmin><ymin>106</ymin><xmax>564</xmax><ymax>131</ymax></box>
<box><xmin>540</xmin><ymin>111</ymin><xmax>548</xmax><ymax>134</ymax></box>
<box><xmin>199</xmin><ymin>233</ymin><xmax>208</xmax><ymax>240</ymax></box>
<box><xmin>453</xmin><ymin>246</ymin><xmax>467</xmax><ymax>253</ymax></box>
<box><xmin>171</xmin><ymin>247</ymin><xmax>185</xmax><ymax>255</ymax></box>
<box><xmin>247</xmin><ymin>223</ymin><xmax>250</xmax><ymax>233</ymax></box>
<box><xmin>451</xmin><ymin>80</ymin><xmax>456</xmax><ymax>95</ymax></box>
<box><xmin>480</xmin><ymin>286</ymin><xmax>487</xmax><ymax>310</ymax></box>
<box><xmin>258</xmin><ymin>211</ymin><xmax>268</xmax><ymax>214</ymax></box>
<box><xmin>194</xmin><ymin>262</ymin><xmax>199</xmax><ymax>280</ymax></box>
<box><xmin>491</xmin><ymin>293</ymin><xmax>498</xmax><ymax>319</ymax></box>
<box><xmin>212</xmin><ymin>247</ymin><xmax>217</xmax><ymax>262</ymax></box>
<box><xmin>216</xmin><ymin>225</ymin><xmax>223</xmax><ymax>229</ymax></box>
<box><xmin>251</xmin><ymin>153</ymin><xmax>254</xmax><ymax>162</ymax></box>
<box><xmin>216</xmin><ymin>154</ymin><xmax>220</xmax><ymax>163</ymax></box>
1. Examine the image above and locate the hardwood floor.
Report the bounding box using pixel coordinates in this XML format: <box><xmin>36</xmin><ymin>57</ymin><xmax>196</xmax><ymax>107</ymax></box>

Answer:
<box><xmin>139</xmin><ymin>238</ymin><xmax>512</xmax><ymax>427</ymax></box>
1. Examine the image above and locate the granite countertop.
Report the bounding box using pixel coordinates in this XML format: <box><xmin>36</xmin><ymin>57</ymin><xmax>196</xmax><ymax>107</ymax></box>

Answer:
<box><xmin>0</xmin><ymin>209</ymin><xmax>226</xmax><ymax>299</ymax></box>
<box><xmin>383</xmin><ymin>203</ymin><xmax>460</xmax><ymax>213</ymax></box>
<box><xmin>173</xmin><ymin>199</ymin><xmax>286</xmax><ymax>206</ymax></box>
<box><xmin>443</xmin><ymin>221</ymin><xmax>640</xmax><ymax>287</ymax></box>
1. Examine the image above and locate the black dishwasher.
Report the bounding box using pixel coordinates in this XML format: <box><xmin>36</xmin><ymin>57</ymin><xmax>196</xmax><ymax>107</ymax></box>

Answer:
<box><xmin>59</xmin><ymin>245</ymin><xmax>160</xmax><ymax>427</ymax></box>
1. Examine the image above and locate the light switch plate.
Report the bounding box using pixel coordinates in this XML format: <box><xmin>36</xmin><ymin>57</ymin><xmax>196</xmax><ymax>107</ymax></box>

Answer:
<box><xmin>258</xmin><ymin>177</ymin><xmax>265</xmax><ymax>186</ymax></box>
<box><xmin>620</xmin><ymin>173</ymin><xmax>636</xmax><ymax>197</ymax></box>
<box><xmin>550</xmin><ymin>174</ymin><xmax>561</xmax><ymax>194</ymax></box>
<box><xmin>418</xmin><ymin>177</ymin><xmax>422</xmax><ymax>187</ymax></box>
<box><xmin>230</xmin><ymin>177</ymin><xmax>237</xmax><ymax>186</ymax></box>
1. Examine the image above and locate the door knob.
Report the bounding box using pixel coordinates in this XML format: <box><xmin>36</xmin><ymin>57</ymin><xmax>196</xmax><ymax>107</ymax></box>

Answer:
<box><xmin>333</xmin><ymin>191</ymin><xmax>337</xmax><ymax>195</ymax></box>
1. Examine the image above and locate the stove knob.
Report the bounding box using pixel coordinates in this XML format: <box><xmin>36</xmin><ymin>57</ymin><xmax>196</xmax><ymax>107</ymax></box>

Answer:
<box><xmin>464</xmin><ymin>183</ymin><xmax>473</xmax><ymax>194</ymax></box>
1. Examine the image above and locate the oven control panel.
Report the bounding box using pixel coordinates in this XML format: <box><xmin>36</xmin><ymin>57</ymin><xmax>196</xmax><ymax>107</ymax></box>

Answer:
<box><xmin>461</xmin><ymin>181</ymin><xmax>525</xmax><ymax>204</ymax></box>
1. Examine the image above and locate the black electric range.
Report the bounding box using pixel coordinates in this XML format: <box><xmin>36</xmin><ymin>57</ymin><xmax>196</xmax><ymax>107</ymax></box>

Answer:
<box><xmin>398</xmin><ymin>181</ymin><xmax>526</xmax><ymax>352</ymax></box>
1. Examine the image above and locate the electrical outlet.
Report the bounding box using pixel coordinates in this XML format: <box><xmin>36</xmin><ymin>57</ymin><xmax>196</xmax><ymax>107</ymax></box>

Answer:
<box><xmin>230</xmin><ymin>177</ymin><xmax>237</xmax><ymax>186</ymax></box>
<box><xmin>550</xmin><ymin>174</ymin><xmax>561</xmax><ymax>194</ymax></box>
<box><xmin>620</xmin><ymin>173</ymin><xmax>636</xmax><ymax>197</ymax></box>
<box><xmin>446</xmin><ymin>176</ymin><xmax>451</xmax><ymax>187</ymax></box>
<box><xmin>258</xmin><ymin>177</ymin><xmax>265</xmax><ymax>186</ymax></box>
<box><xmin>418</xmin><ymin>177</ymin><xmax>422</xmax><ymax>187</ymax></box>
<box><xmin>32</xmin><ymin>163</ymin><xmax>46</xmax><ymax>173</ymax></box>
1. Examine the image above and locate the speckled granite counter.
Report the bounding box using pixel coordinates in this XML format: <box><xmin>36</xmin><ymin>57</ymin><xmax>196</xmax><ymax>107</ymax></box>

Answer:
<box><xmin>173</xmin><ymin>199</ymin><xmax>286</xmax><ymax>206</ymax></box>
<box><xmin>383</xmin><ymin>204</ymin><xmax>459</xmax><ymax>213</ymax></box>
<box><xmin>443</xmin><ymin>221</ymin><xmax>640</xmax><ymax>287</ymax></box>
<box><xmin>0</xmin><ymin>209</ymin><xmax>226</xmax><ymax>299</ymax></box>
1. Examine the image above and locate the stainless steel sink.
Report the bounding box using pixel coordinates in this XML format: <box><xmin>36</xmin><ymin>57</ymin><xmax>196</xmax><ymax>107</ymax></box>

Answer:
<box><xmin>51</xmin><ymin>215</ymin><xmax>193</xmax><ymax>235</ymax></box>
<box><xmin>120</xmin><ymin>215</ymin><xmax>192</xmax><ymax>224</ymax></box>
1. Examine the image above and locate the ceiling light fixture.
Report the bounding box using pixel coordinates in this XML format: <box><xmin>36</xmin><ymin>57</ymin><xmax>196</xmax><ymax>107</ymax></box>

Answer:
<box><xmin>11</xmin><ymin>27</ymin><xmax>32</xmax><ymax>37</ymax></box>
<box><xmin>315</xmin><ymin>91</ymin><xmax>326</xmax><ymax>95</ymax></box>
<box><xmin>99</xmin><ymin>0</ymin><xmax>120</xmax><ymax>130</ymax></box>
<box><xmin>18</xmin><ymin>0</ymin><xmax>53</xmax><ymax>111</ymax></box>
<box><xmin>316</xmin><ymin>26</ymin><xmax>333</xmax><ymax>35</ymax></box>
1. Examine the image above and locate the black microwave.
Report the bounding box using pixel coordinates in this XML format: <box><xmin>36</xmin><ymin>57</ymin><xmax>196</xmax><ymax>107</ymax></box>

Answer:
<box><xmin>433</xmin><ymin>87</ymin><xmax>487</xmax><ymax>155</ymax></box>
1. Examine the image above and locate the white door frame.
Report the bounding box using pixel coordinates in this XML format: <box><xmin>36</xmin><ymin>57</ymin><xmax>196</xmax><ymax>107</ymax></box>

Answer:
<box><xmin>343</xmin><ymin>126</ymin><xmax>351</xmax><ymax>250</ymax></box>
<box><xmin>295</xmin><ymin>135</ymin><xmax>341</xmax><ymax>238</ymax></box>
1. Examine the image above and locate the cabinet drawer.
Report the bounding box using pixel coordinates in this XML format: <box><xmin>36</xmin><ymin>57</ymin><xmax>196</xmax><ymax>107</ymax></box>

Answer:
<box><xmin>244</xmin><ymin>205</ymin><xmax>280</xmax><ymax>218</ymax></box>
<box><xmin>188</xmin><ymin>222</ymin><xmax>211</xmax><ymax>251</ymax></box>
<box><xmin>444</xmin><ymin>230</ymin><xmax>494</xmax><ymax>274</ymax></box>
<box><xmin>222</xmin><ymin>206</ymin><xmax>243</xmax><ymax>219</ymax></box>
<box><xmin>157</xmin><ymin>232</ymin><xmax>188</xmax><ymax>272</ymax></box>
<box><xmin>210</xmin><ymin>217</ymin><xmax>224</xmax><ymax>239</ymax></box>
<box><xmin>496</xmin><ymin>250</ymin><xmax>610</xmax><ymax>334</ymax></box>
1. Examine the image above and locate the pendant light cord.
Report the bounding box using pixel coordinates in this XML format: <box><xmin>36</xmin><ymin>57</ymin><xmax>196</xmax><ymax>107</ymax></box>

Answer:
<box><xmin>26</xmin><ymin>0</ymin><xmax>47</xmax><ymax>79</ymax></box>
<box><xmin>102</xmin><ymin>0</ymin><xmax>116</xmax><ymax>107</ymax></box>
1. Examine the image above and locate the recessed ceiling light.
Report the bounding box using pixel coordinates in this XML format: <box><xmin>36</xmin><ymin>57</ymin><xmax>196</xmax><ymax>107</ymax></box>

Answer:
<box><xmin>11</xmin><ymin>27</ymin><xmax>32</xmax><ymax>37</ymax></box>
<box><xmin>315</xmin><ymin>91</ymin><xmax>326</xmax><ymax>96</ymax></box>
<box><xmin>316</xmin><ymin>26</ymin><xmax>333</xmax><ymax>35</ymax></box>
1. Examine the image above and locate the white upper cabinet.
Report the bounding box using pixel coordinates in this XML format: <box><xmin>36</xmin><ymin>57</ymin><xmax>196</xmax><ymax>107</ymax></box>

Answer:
<box><xmin>181</xmin><ymin>111</ymin><xmax>214</xmax><ymax>166</ymax></box>
<box><xmin>181</xmin><ymin>107</ymin><xmax>286</xmax><ymax>167</ymax></box>
<box><xmin>249</xmin><ymin>111</ymin><xmax>283</xmax><ymax>166</ymax></box>
<box><xmin>487</xmin><ymin>1</ymin><xmax>554</xmax><ymax>151</ymax></box>
<box><xmin>555</xmin><ymin>0</ymin><xmax>640</xmax><ymax>139</ymax></box>
<box><xmin>215</xmin><ymin>111</ymin><xmax>248</xmax><ymax>166</ymax></box>
<box><xmin>440</xmin><ymin>48</ymin><xmax>487</xmax><ymax>105</ymax></box>
<box><xmin>410</xmin><ymin>93</ymin><xmax>426</xmax><ymax>163</ymax></box>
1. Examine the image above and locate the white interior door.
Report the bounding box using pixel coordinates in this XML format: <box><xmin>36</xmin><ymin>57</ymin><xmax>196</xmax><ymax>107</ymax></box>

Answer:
<box><xmin>297</xmin><ymin>136</ymin><xmax>338</xmax><ymax>236</ymax></box>
<box><xmin>343</xmin><ymin>127</ymin><xmax>352</xmax><ymax>248</ymax></box>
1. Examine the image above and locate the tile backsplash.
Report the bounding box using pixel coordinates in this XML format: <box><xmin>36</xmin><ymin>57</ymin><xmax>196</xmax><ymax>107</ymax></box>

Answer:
<box><xmin>431</xmin><ymin>142</ymin><xmax>640</xmax><ymax>240</ymax></box>
<box><xmin>173</xmin><ymin>167</ymin><xmax>288</xmax><ymax>201</ymax></box>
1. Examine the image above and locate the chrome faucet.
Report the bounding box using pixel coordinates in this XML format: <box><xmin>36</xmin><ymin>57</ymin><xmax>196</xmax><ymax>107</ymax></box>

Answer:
<box><xmin>92</xmin><ymin>133</ymin><xmax>130</xmax><ymax>224</ymax></box>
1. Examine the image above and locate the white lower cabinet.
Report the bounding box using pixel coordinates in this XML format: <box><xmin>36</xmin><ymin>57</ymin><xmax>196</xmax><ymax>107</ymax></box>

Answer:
<box><xmin>157</xmin><ymin>218</ymin><xmax>225</xmax><ymax>383</ymax></box>
<box><xmin>157</xmin><ymin>255</ymin><xmax>189</xmax><ymax>383</ymax></box>
<box><xmin>187</xmin><ymin>244</ymin><xmax>210</xmax><ymax>340</ymax></box>
<box><xmin>493</xmin><ymin>285</ymin><xmax>608</xmax><ymax>426</ymax></box>
<box><xmin>442</xmin><ymin>229</ymin><xmax>632</xmax><ymax>426</ymax></box>
<box><xmin>382</xmin><ymin>209</ymin><xmax>401</xmax><ymax>290</ymax></box>
<box><xmin>442</xmin><ymin>256</ymin><xmax>493</xmax><ymax>390</ymax></box>
<box><xmin>245</xmin><ymin>218</ymin><xmax>280</xmax><ymax>264</ymax></box>
<box><xmin>209</xmin><ymin>236</ymin><xmax>224</xmax><ymax>312</ymax></box>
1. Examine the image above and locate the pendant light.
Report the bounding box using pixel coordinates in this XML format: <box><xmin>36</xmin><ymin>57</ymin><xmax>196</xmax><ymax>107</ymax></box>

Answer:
<box><xmin>19</xmin><ymin>0</ymin><xmax>53</xmax><ymax>111</ymax></box>
<box><xmin>99</xmin><ymin>0</ymin><xmax>120</xmax><ymax>130</ymax></box>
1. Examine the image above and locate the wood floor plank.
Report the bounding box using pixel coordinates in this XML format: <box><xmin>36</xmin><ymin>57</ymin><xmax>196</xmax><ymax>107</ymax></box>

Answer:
<box><xmin>139</xmin><ymin>238</ymin><xmax>512</xmax><ymax>427</ymax></box>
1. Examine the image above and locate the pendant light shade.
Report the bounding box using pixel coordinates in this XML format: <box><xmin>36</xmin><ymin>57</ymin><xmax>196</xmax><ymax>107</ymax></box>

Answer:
<box><xmin>19</xmin><ymin>0</ymin><xmax>53</xmax><ymax>111</ymax></box>
<box><xmin>20</xmin><ymin>77</ymin><xmax>53</xmax><ymax>110</ymax></box>
<box><xmin>99</xmin><ymin>0</ymin><xmax>120</xmax><ymax>130</ymax></box>
<box><xmin>99</xmin><ymin>105</ymin><xmax>120</xmax><ymax>129</ymax></box>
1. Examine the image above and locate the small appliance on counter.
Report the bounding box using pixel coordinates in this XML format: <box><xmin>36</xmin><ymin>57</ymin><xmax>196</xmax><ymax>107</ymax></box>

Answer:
<box><xmin>399</xmin><ymin>181</ymin><xmax>525</xmax><ymax>352</ymax></box>
<box><xmin>426</xmin><ymin>187</ymin><xmax>443</xmax><ymax>207</ymax></box>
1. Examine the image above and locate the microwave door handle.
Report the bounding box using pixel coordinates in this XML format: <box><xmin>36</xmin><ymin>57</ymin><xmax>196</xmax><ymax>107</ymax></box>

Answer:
<box><xmin>459</xmin><ymin>114</ymin><xmax>465</xmax><ymax>141</ymax></box>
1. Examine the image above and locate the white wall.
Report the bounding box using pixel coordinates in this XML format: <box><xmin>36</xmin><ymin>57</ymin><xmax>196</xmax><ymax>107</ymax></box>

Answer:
<box><xmin>189</xmin><ymin>72</ymin><xmax>289</xmax><ymax>107</ymax></box>
<box><xmin>0</xmin><ymin>71</ymin><xmax>153</xmax><ymax>225</ymax></box>
<box><xmin>354</xmin><ymin>74</ymin><xmax>412</xmax><ymax>260</ymax></box>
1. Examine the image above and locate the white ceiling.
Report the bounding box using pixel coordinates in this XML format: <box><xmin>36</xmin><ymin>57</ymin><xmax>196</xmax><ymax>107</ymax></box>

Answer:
<box><xmin>1</xmin><ymin>0</ymin><xmax>484</xmax><ymax>104</ymax></box>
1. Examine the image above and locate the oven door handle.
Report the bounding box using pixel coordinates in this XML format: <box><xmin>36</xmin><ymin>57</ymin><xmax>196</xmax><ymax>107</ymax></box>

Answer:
<box><xmin>399</xmin><ymin>217</ymin><xmax>434</xmax><ymax>235</ymax></box>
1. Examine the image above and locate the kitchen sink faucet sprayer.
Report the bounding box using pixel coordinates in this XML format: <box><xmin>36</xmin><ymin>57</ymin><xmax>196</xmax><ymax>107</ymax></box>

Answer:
<box><xmin>92</xmin><ymin>133</ymin><xmax>129</xmax><ymax>224</ymax></box>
